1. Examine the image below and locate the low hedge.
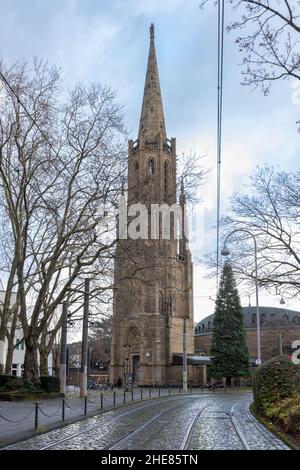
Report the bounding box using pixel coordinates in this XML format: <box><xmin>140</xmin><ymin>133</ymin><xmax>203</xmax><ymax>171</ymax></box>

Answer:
<box><xmin>0</xmin><ymin>374</ymin><xmax>21</xmax><ymax>387</ymax></box>
<box><xmin>2</xmin><ymin>378</ymin><xmax>38</xmax><ymax>393</ymax></box>
<box><xmin>0</xmin><ymin>375</ymin><xmax>60</xmax><ymax>394</ymax></box>
<box><xmin>0</xmin><ymin>377</ymin><xmax>41</xmax><ymax>393</ymax></box>
<box><xmin>40</xmin><ymin>376</ymin><xmax>60</xmax><ymax>393</ymax></box>
<box><xmin>253</xmin><ymin>355</ymin><xmax>300</xmax><ymax>415</ymax></box>
<box><xmin>0</xmin><ymin>391</ymin><xmax>64</xmax><ymax>401</ymax></box>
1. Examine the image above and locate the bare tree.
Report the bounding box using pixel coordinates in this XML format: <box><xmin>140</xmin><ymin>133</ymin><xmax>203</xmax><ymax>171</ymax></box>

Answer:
<box><xmin>89</xmin><ymin>316</ymin><xmax>112</xmax><ymax>370</ymax></box>
<box><xmin>0</xmin><ymin>59</ymin><xmax>127</xmax><ymax>381</ymax></box>
<box><xmin>209</xmin><ymin>165</ymin><xmax>300</xmax><ymax>299</ymax></box>
<box><xmin>200</xmin><ymin>1</ymin><xmax>300</xmax><ymax>94</ymax></box>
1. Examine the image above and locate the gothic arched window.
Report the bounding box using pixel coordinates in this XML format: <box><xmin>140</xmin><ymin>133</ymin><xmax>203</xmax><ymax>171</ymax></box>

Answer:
<box><xmin>164</xmin><ymin>161</ymin><xmax>169</xmax><ymax>194</ymax></box>
<box><xmin>147</xmin><ymin>159</ymin><xmax>155</xmax><ymax>176</ymax></box>
<box><xmin>135</xmin><ymin>161</ymin><xmax>139</xmax><ymax>173</ymax></box>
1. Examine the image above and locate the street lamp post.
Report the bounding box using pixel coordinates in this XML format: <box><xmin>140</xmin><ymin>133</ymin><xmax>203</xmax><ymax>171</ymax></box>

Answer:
<box><xmin>80</xmin><ymin>278</ymin><xmax>90</xmax><ymax>397</ymax></box>
<box><xmin>59</xmin><ymin>302</ymin><xmax>68</xmax><ymax>395</ymax></box>
<box><xmin>182</xmin><ymin>316</ymin><xmax>188</xmax><ymax>393</ymax></box>
<box><xmin>152</xmin><ymin>347</ymin><xmax>155</xmax><ymax>389</ymax></box>
<box><xmin>174</xmin><ymin>287</ymin><xmax>189</xmax><ymax>393</ymax></box>
<box><xmin>145</xmin><ymin>350</ymin><xmax>155</xmax><ymax>388</ymax></box>
<box><xmin>221</xmin><ymin>229</ymin><xmax>261</xmax><ymax>366</ymax></box>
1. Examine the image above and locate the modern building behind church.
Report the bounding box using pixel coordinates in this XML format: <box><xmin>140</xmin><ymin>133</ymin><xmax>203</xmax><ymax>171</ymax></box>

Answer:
<box><xmin>195</xmin><ymin>306</ymin><xmax>300</xmax><ymax>364</ymax></box>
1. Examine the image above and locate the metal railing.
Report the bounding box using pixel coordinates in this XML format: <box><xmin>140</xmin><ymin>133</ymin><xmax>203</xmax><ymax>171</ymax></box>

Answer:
<box><xmin>0</xmin><ymin>385</ymin><xmax>252</xmax><ymax>432</ymax></box>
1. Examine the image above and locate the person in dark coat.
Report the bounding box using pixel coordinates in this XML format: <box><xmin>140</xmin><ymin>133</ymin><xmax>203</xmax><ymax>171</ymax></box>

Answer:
<box><xmin>117</xmin><ymin>377</ymin><xmax>122</xmax><ymax>389</ymax></box>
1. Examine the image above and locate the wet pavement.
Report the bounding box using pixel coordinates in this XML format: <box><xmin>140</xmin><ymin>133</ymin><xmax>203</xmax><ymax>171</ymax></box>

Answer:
<box><xmin>4</xmin><ymin>391</ymin><xmax>290</xmax><ymax>450</ymax></box>
<box><xmin>0</xmin><ymin>387</ymin><xmax>176</xmax><ymax>447</ymax></box>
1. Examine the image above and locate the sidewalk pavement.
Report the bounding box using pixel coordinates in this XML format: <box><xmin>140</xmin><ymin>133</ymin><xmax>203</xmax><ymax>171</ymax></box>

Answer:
<box><xmin>0</xmin><ymin>387</ymin><xmax>179</xmax><ymax>448</ymax></box>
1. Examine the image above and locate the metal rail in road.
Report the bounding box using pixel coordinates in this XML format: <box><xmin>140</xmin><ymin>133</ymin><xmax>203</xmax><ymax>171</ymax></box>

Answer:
<box><xmin>180</xmin><ymin>403</ymin><xmax>212</xmax><ymax>450</ymax></box>
<box><xmin>37</xmin><ymin>396</ymin><xmax>185</xmax><ymax>450</ymax></box>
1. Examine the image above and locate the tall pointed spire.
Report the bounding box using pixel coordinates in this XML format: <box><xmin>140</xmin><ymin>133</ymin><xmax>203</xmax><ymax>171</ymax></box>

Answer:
<box><xmin>138</xmin><ymin>24</ymin><xmax>167</xmax><ymax>144</ymax></box>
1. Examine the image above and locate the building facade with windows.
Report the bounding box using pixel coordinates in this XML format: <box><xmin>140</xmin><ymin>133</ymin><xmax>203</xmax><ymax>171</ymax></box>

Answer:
<box><xmin>0</xmin><ymin>281</ymin><xmax>53</xmax><ymax>376</ymax></box>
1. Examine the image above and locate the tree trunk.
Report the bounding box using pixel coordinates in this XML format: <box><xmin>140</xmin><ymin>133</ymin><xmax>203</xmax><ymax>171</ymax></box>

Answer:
<box><xmin>5</xmin><ymin>339</ymin><xmax>15</xmax><ymax>376</ymax></box>
<box><xmin>226</xmin><ymin>376</ymin><xmax>232</xmax><ymax>386</ymax></box>
<box><xmin>233</xmin><ymin>377</ymin><xmax>241</xmax><ymax>387</ymax></box>
<box><xmin>0</xmin><ymin>256</ymin><xmax>18</xmax><ymax>375</ymax></box>
<box><xmin>24</xmin><ymin>338</ymin><xmax>39</xmax><ymax>383</ymax></box>
<box><xmin>52</xmin><ymin>345</ymin><xmax>60</xmax><ymax>377</ymax></box>
<box><xmin>39</xmin><ymin>348</ymin><xmax>49</xmax><ymax>376</ymax></box>
<box><xmin>4</xmin><ymin>308</ymin><xmax>18</xmax><ymax>375</ymax></box>
<box><xmin>0</xmin><ymin>326</ymin><xmax>6</xmax><ymax>374</ymax></box>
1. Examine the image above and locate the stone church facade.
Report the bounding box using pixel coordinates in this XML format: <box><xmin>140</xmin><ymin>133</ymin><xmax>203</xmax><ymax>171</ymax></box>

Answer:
<box><xmin>110</xmin><ymin>25</ymin><xmax>202</xmax><ymax>386</ymax></box>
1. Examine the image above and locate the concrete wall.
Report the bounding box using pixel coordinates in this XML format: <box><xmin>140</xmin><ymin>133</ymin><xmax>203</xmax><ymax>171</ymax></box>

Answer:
<box><xmin>167</xmin><ymin>364</ymin><xmax>207</xmax><ymax>386</ymax></box>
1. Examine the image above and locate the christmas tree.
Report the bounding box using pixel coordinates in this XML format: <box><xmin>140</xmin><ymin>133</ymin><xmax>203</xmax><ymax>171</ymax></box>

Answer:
<box><xmin>209</xmin><ymin>262</ymin><xmax>250</xmax><ymax>385</ymax></box>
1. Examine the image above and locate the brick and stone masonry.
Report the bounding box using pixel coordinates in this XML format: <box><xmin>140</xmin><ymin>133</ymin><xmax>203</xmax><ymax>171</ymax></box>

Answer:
<box><xmin>110</xmin><ymin>24</ymin><xmax>195</xmax><ymax>386</ymax></box>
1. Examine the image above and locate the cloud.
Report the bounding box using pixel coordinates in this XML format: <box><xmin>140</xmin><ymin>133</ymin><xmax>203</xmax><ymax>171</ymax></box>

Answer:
<box><xmin>0</xmin><ymin>0</ymin><xmax>299</xmax><ymax>321</ymax></box>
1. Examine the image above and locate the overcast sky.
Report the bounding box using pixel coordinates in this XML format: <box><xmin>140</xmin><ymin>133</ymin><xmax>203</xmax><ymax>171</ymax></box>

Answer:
<box><xmin>0</xmin><ymin>0</ymin><xmax>299</xmax><ymax>322</ymax></box>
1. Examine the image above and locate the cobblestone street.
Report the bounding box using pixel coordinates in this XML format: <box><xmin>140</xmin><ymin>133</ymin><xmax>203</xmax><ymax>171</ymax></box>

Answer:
<box><xmin>4</xmin><ymin>391</ymin><xmax>289</xmax><ymax>450</ymax></box>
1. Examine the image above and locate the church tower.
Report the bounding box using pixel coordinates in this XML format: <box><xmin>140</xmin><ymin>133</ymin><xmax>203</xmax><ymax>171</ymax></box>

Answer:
<box><xmin>110</xmin><ymin>24</ymin><xmax>194</xmax><ymax>386</ymax></box>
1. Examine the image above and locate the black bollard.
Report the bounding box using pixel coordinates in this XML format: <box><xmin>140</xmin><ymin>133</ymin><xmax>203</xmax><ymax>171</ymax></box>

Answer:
<box><xmin>34</xmin><ymin>402</ymin><xmax>39</xmax><ymax>430</ymax></box>
<box><xmin>62</xmin><ymin>398</ymin><xmax>65</xmax><ymax>422</ymax></box>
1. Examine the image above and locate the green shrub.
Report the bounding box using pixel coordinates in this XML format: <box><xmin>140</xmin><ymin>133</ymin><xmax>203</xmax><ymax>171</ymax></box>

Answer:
<box><xmin>1</xmin><ymin>378</ymin><xmax>22</xmax><ymax>391</ymax></box>
<box><xmin>0</xmin><ymin>377</ymin><xmax>41</xmax><ymax>393</ymax></box>
<box><xmin>22</xmin><ymin>378</ymin><xmax>38</xmax><ymax>392</ymax></box>
<box><xmin>40</xmin><ymin>376</ymin><xmax>60</xmax><ymax>393</ymax></box>
<box><xmin>0</xmin><ymin>374</ymin><xmax>15</xmax><ymax>387</ymax></box>
<box><xmin>253</xmin><ymin>355</ymin><xmax>300</xmax><ymax>415</ymax></box>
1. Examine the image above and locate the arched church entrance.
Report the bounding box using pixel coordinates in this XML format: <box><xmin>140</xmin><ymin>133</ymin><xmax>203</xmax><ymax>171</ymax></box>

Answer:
<box><xmin>123</xmin><ymin>326</ymin><xmax>141</xmax><ymax>385</ymax></box>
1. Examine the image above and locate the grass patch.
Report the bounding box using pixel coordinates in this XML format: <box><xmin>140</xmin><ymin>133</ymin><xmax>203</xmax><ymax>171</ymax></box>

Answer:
<box><xmin>250</xmin><ymin>402</ymin><xmax>299</xmax><ymax>450</ymax></box>
<box><xmin>36</xmin><ymin>425</ymin><xmax>47</xmax><ymax>433</ymax></box>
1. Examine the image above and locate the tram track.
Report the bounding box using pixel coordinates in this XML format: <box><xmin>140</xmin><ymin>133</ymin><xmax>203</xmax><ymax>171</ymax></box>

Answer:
<box><xmin>30</xmin><ymin>395</ymin><xmax>188</xmax><ymax>450</ymax></box>
<box><xmin>6</xmin><ymin>393</ymin><xmax>289</xmax><ymax>450</ymax></box>
<box><xmin>105</xmin><ymin>403</ymin><xmax>178</xmax><ymax>450</ymax></box>
<box><xmin>244</xmin><ymin>404</ymin><xmax>289</xmax><ymax>450</ymax></box>
<box><xmin>180</xmin><ymin>403</ymin><xmax>212</xmax><ymax>450</ymax></box>
<box><xmin>106</xmin><ymin>401</ymin><xmax>214</xmax><ymax>450</ymax></box>
<box><xmin>182</xmin><ymin>401</ymin><xmax>251</xmax><ymax>450</ymax></box>
<box><xmin>229</xmin><ymin>403</ymin><xmax>251</xmax><ymax>450</ymax></box>
<box><xmin>105</xmin><ymin>399</ymin><xmax>256</xmax><ymax>451</ymax></box>
<box><xmin>229</xmin><ymin>402</ymin><xmax>289</xmax><ymax>450</ymax></box>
